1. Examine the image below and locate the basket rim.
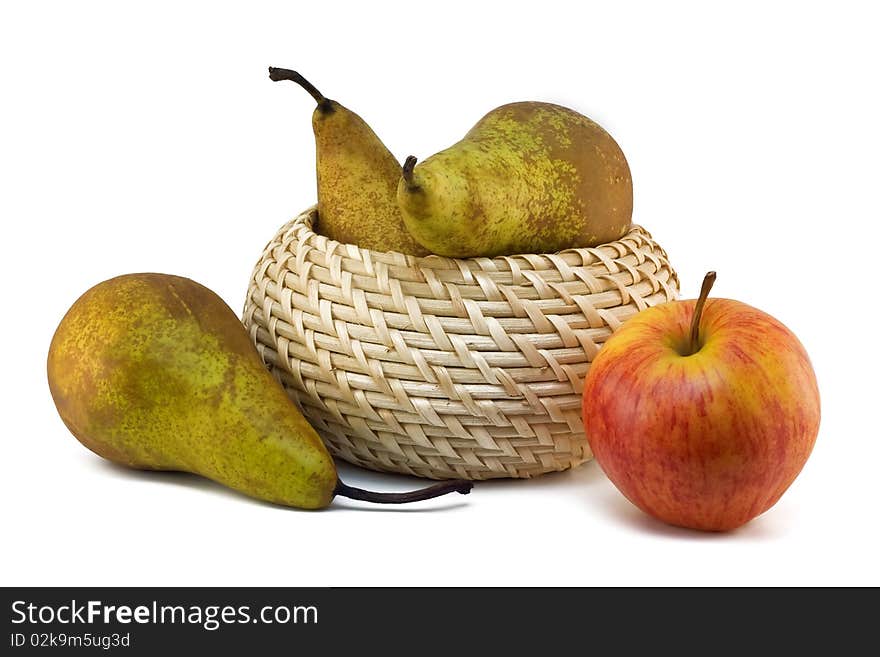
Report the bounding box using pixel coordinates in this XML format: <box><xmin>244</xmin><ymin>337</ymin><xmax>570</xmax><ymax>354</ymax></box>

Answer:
<box><xmin>291</xmin><ymin>205</ymin><xmax>656</xmax><ymax>267</ymax></box>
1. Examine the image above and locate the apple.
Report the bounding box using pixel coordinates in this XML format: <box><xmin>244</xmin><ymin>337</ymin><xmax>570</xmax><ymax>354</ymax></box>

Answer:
<box><xmin>582</xmin><ymin>272</ymin><xmax>820</xmax><ymax>531</ymax></box>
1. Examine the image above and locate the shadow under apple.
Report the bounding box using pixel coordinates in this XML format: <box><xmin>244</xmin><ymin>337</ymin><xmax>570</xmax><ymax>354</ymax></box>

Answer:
<box><xmin>587</xmin><ymin>468</ymin><xmax>794</xmax><ymax>540</ymax></box>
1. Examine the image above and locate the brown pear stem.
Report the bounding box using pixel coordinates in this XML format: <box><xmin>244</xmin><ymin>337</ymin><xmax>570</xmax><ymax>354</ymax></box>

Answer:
<box><xmin>687</xmin><ymin>271</ymin><xmax>717</xmax><ymax>355</ymax></box>
<box><xmin>268</xmin><ymin>67</ymin><xmax>332</xmax><ymax>111</ymax></box>
<box><xmin>402</xmin><ymin>156</ymin><xmax>419</xmax><ymax>189</ymax></box>
<box><xmin>334</xmin><ymin>478</ymin><xmax>472</xmax><ymax>504</ymax></box>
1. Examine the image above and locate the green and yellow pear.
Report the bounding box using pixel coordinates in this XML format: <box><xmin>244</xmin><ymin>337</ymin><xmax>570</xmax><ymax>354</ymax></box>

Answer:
<box><xmin>269</xmin><ymin>67</ymin><xmax>429</xmax><ymax>255</ymax></box>
<box><xmin>47</xmin><ymin>273</ymin><xmax>470</xmax><ymax>509</ymax></box>
<box><xmin>397</xmin><ymin>102</ymin><xmax>633</xmax><ymax>257</ymax></box>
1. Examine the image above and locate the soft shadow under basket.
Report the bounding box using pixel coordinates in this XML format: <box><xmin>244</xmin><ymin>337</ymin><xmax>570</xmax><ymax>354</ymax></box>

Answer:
<box><xmin>243</xmin><ymin>207</ymin><xmax>679</xmax><ymax>480</ymax></box>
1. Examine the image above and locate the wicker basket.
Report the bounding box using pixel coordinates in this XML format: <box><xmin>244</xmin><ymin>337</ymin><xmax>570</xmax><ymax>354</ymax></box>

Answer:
<box><xmin>243</xmin><ymin>207</ymin><xmax>679</xmax><ymax>480</ymax></box>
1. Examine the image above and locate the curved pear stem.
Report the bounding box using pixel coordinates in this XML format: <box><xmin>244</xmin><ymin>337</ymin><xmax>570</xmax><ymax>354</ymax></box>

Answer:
<box><xmin>268</xmin><ymin>67</ymin><xmax>332</xmax><ymax>111</ymax></box>
<box><xmin>686</xmin><ymin>271</ymin><xmax>717</xmax><ymax>355</ymax></box>
<box><xmin>402</xmin><ymin>155</ymin><xmax>419</xmax><ymax>189</ymax></box>
<box><xmin>334</xmin><ymin>478</ymin><xmax>472</xmax><ymax>504</ymax></box>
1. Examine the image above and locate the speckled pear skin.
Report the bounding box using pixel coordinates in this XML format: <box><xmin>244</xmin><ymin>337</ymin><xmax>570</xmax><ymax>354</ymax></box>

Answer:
<box><xmin>47</xmin><ymin>273</ymin><xmax>337</xmax><ymax>509</ymax></box>
<box><xmin>312</xmin><ymin>101</ymin><xmax>430</xmax><ymax>255</ymax></box>
<box><xmin>397</xmin><ymin>102</ymin><xmax>633</xmax><ymax>257</ymax></box>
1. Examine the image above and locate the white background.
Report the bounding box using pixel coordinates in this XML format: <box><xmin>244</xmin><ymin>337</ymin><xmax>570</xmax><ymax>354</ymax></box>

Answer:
<box><xmin>2</xmin><ymin>1</ymin><xmax>878</xmax><ymax>586</ymax></box>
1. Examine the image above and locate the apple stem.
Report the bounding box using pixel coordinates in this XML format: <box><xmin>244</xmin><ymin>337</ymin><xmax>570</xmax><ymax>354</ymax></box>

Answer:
<box><xmin>687</xmin><ymin>271</ymin><xmax>717</xmax><ymax>355</ymax></box>
<box><xmin>334</xmin><ymin>478</ymin><xmax>473</xmax><ymax>504</ymax></box>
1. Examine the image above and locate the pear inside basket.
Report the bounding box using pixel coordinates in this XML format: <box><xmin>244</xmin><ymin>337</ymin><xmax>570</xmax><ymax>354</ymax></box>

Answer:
<box><xmin>243</xmin><ymin>207</ymin><xmax>679</xmax><ymax>480</ymax></box>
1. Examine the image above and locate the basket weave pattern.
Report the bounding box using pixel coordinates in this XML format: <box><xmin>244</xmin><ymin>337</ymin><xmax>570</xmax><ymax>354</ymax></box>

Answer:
<box><xmin>244</xmin><ymin>208</ymin><xmax>679</xmax><ymax>480</ymax></box>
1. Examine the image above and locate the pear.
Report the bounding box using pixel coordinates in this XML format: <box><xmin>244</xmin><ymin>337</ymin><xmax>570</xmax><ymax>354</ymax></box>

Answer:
<box><xmin>269</xmin><ymin>67</ymin><xmax>429</xmax><ymax>255</ymax></box>
<box><xmin>47</xmin><ymin>274</ymin><xmax>470</xmax><ymax>509</ymax></box>
<box><xmin>397</xmin><ymin>102</ymin><xmax>633</xmax><ymax>257</ymax></box>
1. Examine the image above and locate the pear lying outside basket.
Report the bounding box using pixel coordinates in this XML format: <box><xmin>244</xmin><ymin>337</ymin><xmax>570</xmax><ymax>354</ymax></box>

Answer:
<box><xmin>243</xmin><ymin>207</ymin><xmax>679</xmax><ymax>480</ymax></box>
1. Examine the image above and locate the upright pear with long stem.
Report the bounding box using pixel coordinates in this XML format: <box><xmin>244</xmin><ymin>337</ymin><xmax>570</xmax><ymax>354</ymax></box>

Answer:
<box><xmin>269</xmin><ymin>68</ymin><xmax>428</xmax><ymax>255</ymax></box>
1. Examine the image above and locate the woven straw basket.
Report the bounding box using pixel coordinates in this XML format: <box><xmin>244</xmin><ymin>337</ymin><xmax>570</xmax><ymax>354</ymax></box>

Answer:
<box><xmin>243</xmin><ymin>207</ymin><xmax>679</xmax><ymax>480</ymax></box>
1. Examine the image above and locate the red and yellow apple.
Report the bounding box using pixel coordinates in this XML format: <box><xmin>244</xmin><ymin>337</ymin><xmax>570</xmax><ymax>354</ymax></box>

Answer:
<box><xmin>582</xmin><ymin>272</ymin><xmax>820</xmax><ymax>531</ymax></box>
